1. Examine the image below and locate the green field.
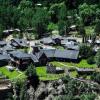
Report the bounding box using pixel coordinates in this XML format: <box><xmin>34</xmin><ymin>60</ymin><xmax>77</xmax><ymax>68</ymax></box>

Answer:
<box><xmin>36</xmin><ymin>66</ymin><xmax>65</xmax><ymax>80</ymax></box>
<box><xmin>0</xmin><ymin>66</ymin><xmax>65</xmax><ymax>81</ymax></box>
<box><xmin>50</xmin><ymin>60</ymin><xmax>96</xmax><ymax>68</ymax></box>
<box><xmin>0</xmin><ymin>67</ymin><xmax>25</xmax><ymax>80</ymax></box>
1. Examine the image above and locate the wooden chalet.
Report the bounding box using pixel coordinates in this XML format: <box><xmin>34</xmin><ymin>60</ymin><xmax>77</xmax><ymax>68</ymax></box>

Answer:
<box><xmin>46</xmin><ymin>63</ymin><xmax>64</xmax><ymax>74</ymax></box>
<box><xmin>9</xmin><ymin>51</ymin><xmax>32</xmax><ymax>70</ymax></box>
<box><xmin>3</xmin><ymin>29</ymin><xmax>14</xmax><ymax>37</ymax></box>
<box><xmin>0</xmin><ymin>41</ymin><xmax>6</xmax><ymax>47</ymax></box>
<box><xmin>40</xmin><ymin>49</ymin><xmax>55</xmax><ymax>61</ymax></box>
<box><xmin>0</xmin><ymin>54</ymin><xmax>10</xmax><ymax>66</ymax></box>
<box><xmin>39</xmin><ymin>49</ymin><xmax>79</xmax><ymax>62</ymax></box>
<box><xmin>35</xmin><ymin>51</ymin><xmax>48</xmax><ymax>65</ymax></box>
<box><xmin>10</xmin><ymin>38</ymin><xmax>28</xmax><ymax>48</ymax></box>
<box><xmin>2</xmin><ymin>44</ymin><xmax>14</xmax><ymax>53</ymax></box>
<box><xmin>76</xmin><ymin>68</ymin><xmax>95</xmax><ymax>75</ymax></box>
<box><xmin>52</xmin><ymin>35</ymin><xmax>62</xmax><ymax>45</ymax></box>
<box><xmin>54</xmin><ymin>49</ymin><xmax>79</xmax><ymax>62</ymax></box>
<box><xmin>40</xmin><ymin>37</ymin><xmax>55</xmax><ymax>45</ymax></box>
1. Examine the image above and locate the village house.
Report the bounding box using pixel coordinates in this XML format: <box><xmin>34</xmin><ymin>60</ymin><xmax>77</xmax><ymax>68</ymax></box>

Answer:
<box><xmin>2</xmin><ymin>44</ymin><xmax>14</xmax><ymax>53</ymax></box>
<box><xmin>54</xmin><ymin>49</ymin><xmax>79</xmax><ymax>62</ymax></box>
<box><xmin>76</xmin><ymin>68</ymin><xmax>95</xmax><ymax>75</ymax></box>
<box><xmin>8</xmin><ymin>51</ymin><xmax>32</xmax><ymax>70</ymax></box>
<box><xmin>38</xmin><ymin>49</ymin><xmax>79</xmax><ymax>62</ymax></box>
<box><xmin>40</xmin><ymin>37</ymin><xmax>55</xmax><ymax>45</ymax></box>
<box><xmin>46</xmin><ymin>63</ymin><xmax>64</xmax><ymax>74</ymax></box>
<box><xmin>52</xmin><ymin>35</ymin><xmax>62</xmax><ymax>45</ymax></box>
<box><xmin>0</xmin><ymin>41</ymin><xmax>7</xmax><ymax>47</ymax></box>
<box><xmin>35</xmin><ymin>51</ymin><xmax>48</xmax><ymax>65</ymax></box>
<box><xmin>10</xmin><ymin>38</ymin><xmax>28</xmax><ymax>48</ymax></box>
<box><xmin>0</xmin><ymin>54</ymin><xmax>10</xmax><ymax>66</ymax></box>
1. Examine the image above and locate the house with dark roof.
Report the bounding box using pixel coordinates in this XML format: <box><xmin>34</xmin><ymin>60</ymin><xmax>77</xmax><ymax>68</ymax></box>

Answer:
<box><xmin>9</xmin><ymin>51</ymin><xmax>32</xmax><ymax>70</ymax></box>
<box><xmin>3</xmin><ymin>29</ymin><xmax>14</xmax><ymax>37</ymax></box>
<box><xmin>2</xmin><ymin>44</ymin><xmax>14</xmax><ymax>52</ymax></box>
<box><xmin>40</xmin><ymin>49</ymin><xmax>55</xmax><ymax>61</ymax></box>
<box><xmin>35</xmin><ymin>51</ymin><xmax>48</xmax><ymax>65</ymax></box>
<box><xmin>0</xmin><ymin>41</ymin><xmax>6</xmax><ymax>47</ymax></box>
<box><xmin>64</xmin><ymin>43</ymin><xmax>79</xmax><ymax>50</ymax></box>
<box><xmin>10</xmin><ymin>39</ymin><xmax>28</xmax><ymax>48</ymax></box>
<box><xmin>0</xmin><ymin>54</ymin><xmax>10</xmax><ymax>66</ymax></box>
<box><xmin>40</xmin><ymin>37</ymin><xmax>55</xmax><ymax>45</ymax></box>
<box><xmin>76</xmin><ymin>68</ymin><xmax>95</xmax><ymax>75</ymax></box>
<box><xmin>46</xmin><ymin>63</ymin><xmax>64</xmax><ymax>74</ymax></box>
<box><xmin>54</xmin><ymin>49</ymin><xmax>79</xmax><ymax>62</ymax></box>
<box><xmin>52</xmin><ymin>35</ymin><xmax>62</xmax><ymax>45</ymax></box>
<box><xmin>40</xmin><ymin>49</ymin><xmax>79</xmax><ymax>62</ymax></box>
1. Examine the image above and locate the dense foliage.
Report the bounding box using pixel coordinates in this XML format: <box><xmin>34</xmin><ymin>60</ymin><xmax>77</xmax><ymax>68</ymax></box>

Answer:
<box><xmin>0</xmin><ymin>0</ymin><xmax>100</xmax><ymax>39</ymax></box>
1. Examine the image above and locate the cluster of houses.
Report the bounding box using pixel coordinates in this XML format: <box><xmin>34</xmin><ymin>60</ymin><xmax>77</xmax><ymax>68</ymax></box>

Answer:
<box><xmin>0</xmin><ymin>35</ymin><xmax>80</xmax><ymax>71</ymax></box>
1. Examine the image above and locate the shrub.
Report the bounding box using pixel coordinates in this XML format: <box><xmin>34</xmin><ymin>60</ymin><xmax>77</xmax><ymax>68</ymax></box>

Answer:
<box><xmin>79</xmin><ymin>44</ymin><xmax>94</xmax><ymax>58</ymax></box>
<box><xmin>87</xmin><ymin>56</ymin><xmax>95</xmax><ymax>64</ymax></box>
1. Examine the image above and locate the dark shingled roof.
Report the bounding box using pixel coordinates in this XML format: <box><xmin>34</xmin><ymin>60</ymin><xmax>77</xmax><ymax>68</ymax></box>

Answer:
<box><xmin>39</xmin><ymin>49</ymin><xmax>79</xmax><ymax>60</ymax></box>
<box><xmin>11</xmin><ymin>39</ymin><xmax>28</xmax><ymax>47</ymax></box>
<box><xmin>76</xmin><ymin>68</ymin><xmax>95</xmax><ymax>72</ymax></box>
<box><xmin>30</xmin><ymin>53</ymin><xmax>39</xmax><ymax>63</ymax></box>
<box><xmin>9</xmin><ymin>51</ymin><xmax>30</xmax><ymax>59</ymax></box>
<box><xmin>64</xmin><ymin>44</ymin><xmax>79</xmax><ymax>50</ymax></box>
<box><xmin>40</xmin><ymin>49</ymin><xmax>55</xmax><ymax>58</ymax></box>
<box><xmin>54</xmin><ymin>49</ymin><xmax>79</xmax><ymax>60</ymax></box>
<box><xmin>3</xmin><ymin>45</ymin><xmax>14</xmax><ymax>51</ymax></box>
<box><xmin>35</xmin><ymin>51</ymin><xmax>45</xmax><ymax>59</ymax></box>
<box><xmin>0</xmin><ymin>41</ymin><xmax>6</xmax><ymax>46</ymax></box>
<box><xmin>0</xmin><ymin>54</ymin><xmax>10</xmax><ymax>61</ymax></box>
<box><xmin>40</xmin><ymin>37</ymin><xmax>55</xmax><ymax>44</ymax></box>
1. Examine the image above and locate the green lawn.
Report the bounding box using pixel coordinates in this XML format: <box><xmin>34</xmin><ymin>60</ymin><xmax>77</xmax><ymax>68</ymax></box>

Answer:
<box><xmin>0</xmin><ymin>66</ymin><xmax>64</xmax><ymax>81</ymax></box>
<box><xmin>36</xmin><ymin>66</ymin><xmax>65</xmax><ymax>81</ymax></box>
<box><xmin>0</xmin><ymin>67</ymin><xmax>25</xmax><ymax>80</ymax></box>
<box><xmin>50</xmin><ymin>60</ymin><xmax>96</xmax><ymax>68</ymax></box>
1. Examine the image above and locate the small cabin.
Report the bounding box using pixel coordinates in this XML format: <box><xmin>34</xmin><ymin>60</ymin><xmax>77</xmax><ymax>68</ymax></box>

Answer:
<box><xmin>9</xmin><ymin>51</ymin><xmax>32</xmax><ymax>70</ymax></box>
<box><xmin>76</xmin><ymin>68</ymin><xmax>95</xmax><ymax>75</ymax></box>
<box><xmin>35</xmin><ymin>51</ymin><xmax>48</xmax><ymax>65</ymax></box>
<box><xmin>40</xmin><ymin>37</ymin><xmax>55</xmax><ymax>45</ymax></box>
<box><xmin>0</xmin><ymin>41</ymin><xmax>6</xmax><ymax>47</ymax></box>
<box><xmin>10</xmin><ymin>38</ymin><xmax>28</xmax><ymax>48</ymax></box>
<box><xmin>0</xmin><ymin>54</ymin><xmax>10</xmax><ymax>66</ymax></box>
<box><xmin>46</xmin><ymin>63</ymin><xmax>64</xmax><ymax>74</ymax></box>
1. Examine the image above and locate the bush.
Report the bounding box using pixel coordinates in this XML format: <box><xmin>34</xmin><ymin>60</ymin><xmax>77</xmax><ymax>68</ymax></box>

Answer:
<box><xmin>79</xmin><ymin>44</ymin><xmax>94</xmax><ymax>58</ymax></box>
<box><xmin>87</xmin><ymin>56</ymin><xmax>95</xmax><ymax>64</ymax></box>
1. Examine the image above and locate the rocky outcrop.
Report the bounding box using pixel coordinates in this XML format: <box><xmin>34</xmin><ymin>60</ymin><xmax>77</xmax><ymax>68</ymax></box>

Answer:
<box><xmin>26</xmin><ymin>79</ymin><xmax>65</xmax><ymax>100</ymax></box>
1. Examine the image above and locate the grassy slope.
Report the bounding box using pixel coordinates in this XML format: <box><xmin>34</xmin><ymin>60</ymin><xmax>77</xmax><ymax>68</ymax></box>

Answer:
<box><xmin>50</xmin><ymin>60</ymin><xmax>96</xmax><ymax>68</ymax></box>
<box><xmin>0</xmin><ymin>67</ymin><xmax>25</xmax><ymax>80</ymax></box>
<box><xmin>36</xmin><ymin>66</ymin><xmax>65</xmax><ymax>81</ymax></box>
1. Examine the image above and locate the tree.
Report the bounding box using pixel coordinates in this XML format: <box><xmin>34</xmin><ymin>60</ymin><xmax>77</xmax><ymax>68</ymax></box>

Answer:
<box><xmin>91</xmin><ymin>72</ymin><xmax>100</xmax><ymax>84</ymax></box>
<box><xmin>26</xmin><ymin>64</ymin><xmax>39</xmax><ymax>89</ymax></box>
<box><xmin>94</xmin><ymin>19</ymin><xmax>100</xmax><ymax>35</ymax></box>
<box><xmin>20</xmin><ymin>82</ymin><xmax>28</xmax><ymax>100</ymax></box>
<box><xmin>80</xmin><ymin>93</ymin><xmax>96</xmax><ymax>100</ymax></box>
<box><xmin>79</xmin><ymin>44</ymin><xmax>94</xmax><ymax>58</ymax></box>
<box><xmin>95</xmin><ymin>49</ymin><xmax>100</xmax><ymax>67</ymax></box>
<box><xmin>32</xmin><ymin>7</ymin><xmax>49</xmax><ymax>38</ymax></box>
<box><xmin>79</xmin><ymin>3</ymin><xmax>96</xmax><ymax>25</ymax></box>
<box><xmin>0</xmin><ymin>24</ymin><xmax>4</xmax><ymax>39</ymax></box>
<box><xmin>18</xmin><ymin>0</ymin><xmax>34</xmax><ymax>30</ymax></box>
<box><xmin>58</xmin><ymin>3</ymin><xmax>70</xmax><ymax>35</ymax></box>
<box><xmin>78</xmin><ymin>25</ymin><xmax>86</xmax><ymax>43</ymax></box>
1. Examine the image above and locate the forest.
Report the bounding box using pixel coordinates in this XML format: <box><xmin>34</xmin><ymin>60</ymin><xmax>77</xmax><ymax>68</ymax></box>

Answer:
<box><xmin>0</xmin><ymin>0</ymin><xmax>100</xmax><ymax>38</ymax></box>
